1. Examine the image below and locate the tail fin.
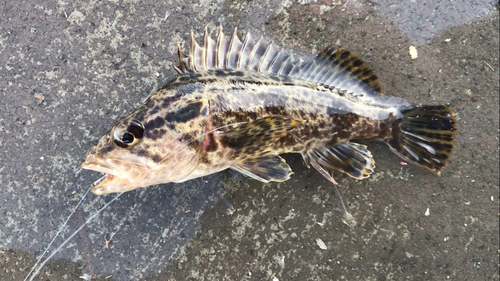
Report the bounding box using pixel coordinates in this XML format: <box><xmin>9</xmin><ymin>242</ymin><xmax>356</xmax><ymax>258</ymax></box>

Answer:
<box><xmin>388</xmin><ymin>105</ymin><xmax>456</xmax><ymax>173</ymax></box>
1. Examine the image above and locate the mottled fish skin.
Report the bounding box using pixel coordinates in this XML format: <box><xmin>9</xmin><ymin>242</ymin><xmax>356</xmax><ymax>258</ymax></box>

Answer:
<box><xmin>82</xmin><ymin>27</ymin><xmax>456</xmax><ymax>195</ymax></box>
<box><xmin>165</xmin><ymin>70</ymin><xmax>398</xmax><ymax>179</ymax></box>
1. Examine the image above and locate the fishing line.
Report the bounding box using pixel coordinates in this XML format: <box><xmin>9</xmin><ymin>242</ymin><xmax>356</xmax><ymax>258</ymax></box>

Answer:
<box><xmin>24</xmin><ymin>176</ymin><xmax>123</xmax><ymax>281</ymax></box>
<box><xmin>23</xmin><ymin>178</ymin><xmax>96</xmax><ymax>281</ymax></box>
<box><xmin>331</xmin><ymin>182</ymin><xmax>355</xmax><ymax>227</ymax></box>
<box><xmin>28</xmin><ymin>192</ymin><xmax>123</xmax><ymax>281</ymax></box>
<box><xmin>287</xmin><ymin>130</ymin><xmax>354</xmax><ymax>224</ymax></box>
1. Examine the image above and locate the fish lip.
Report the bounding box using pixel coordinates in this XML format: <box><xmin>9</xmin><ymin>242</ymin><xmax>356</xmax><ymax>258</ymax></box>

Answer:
<box><xmin>81</xmin><ymin>154</ymin><xmax>141</xmax><ymax>195</ymax></box>
<box><xmin>81</xmin><ymin>155</ymin><xmax>117</xmax><ymax>176</ymax></box>
<box><xmin>89</xmin><ymin>174</ymin><xmax>130</xmax><ymax>195</ymax></box>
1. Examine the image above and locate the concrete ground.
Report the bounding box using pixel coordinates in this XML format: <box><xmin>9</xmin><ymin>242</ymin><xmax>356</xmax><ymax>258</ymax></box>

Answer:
<box><xmin>0</xmin><ymin>0</ymin><xmax>498</xmax><ymax>280</ymax></box>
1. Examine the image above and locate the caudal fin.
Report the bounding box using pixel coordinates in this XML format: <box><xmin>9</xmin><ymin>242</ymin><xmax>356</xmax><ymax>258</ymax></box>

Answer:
<box><xmin>388</xmin><ymin>105</ymin><xmax>456</xmax><ymax>172</ymax></box>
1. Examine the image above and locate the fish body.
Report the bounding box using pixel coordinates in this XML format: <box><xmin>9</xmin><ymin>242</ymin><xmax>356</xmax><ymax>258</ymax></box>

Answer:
<box><xmin>82</xmin><ymin>27</ymin><xmax>456</xmax><ymax>195</ymax></box>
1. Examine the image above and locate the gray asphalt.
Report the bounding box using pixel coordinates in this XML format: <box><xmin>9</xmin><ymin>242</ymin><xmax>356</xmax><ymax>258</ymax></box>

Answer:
<box><xmin>1</xmin><ymin>0</ymin><xmax>498</xmax><ymax>280</ymax></box>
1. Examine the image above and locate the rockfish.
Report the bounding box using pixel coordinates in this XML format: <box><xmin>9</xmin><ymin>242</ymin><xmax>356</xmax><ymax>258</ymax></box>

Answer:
<box><xmin>82</xmin><ymin>27</ymin><xmax>456</xmax><ymax>195</ymax></box>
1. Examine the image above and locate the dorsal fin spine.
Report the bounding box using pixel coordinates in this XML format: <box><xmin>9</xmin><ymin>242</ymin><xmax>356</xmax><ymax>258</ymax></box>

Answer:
<box><xmin>270</xmin><ymin>51</ymin><xmax>288</xmax><ymax>74</ymax></box>
<box><xmin>262</xmin><ymin>43</ymin><xmax>279</xmax><ymax>72</ymax></box>
<box><xmin>308</xmin><ymin>57</ymin><xmax>327</xmax><ymax>80</ymax></box>
<box><xmin>175</xmin><ymin>44</ymin><xmax>187</xmax><ymax>74</ymax></box>
<box><xmin>232</xmin><ymin>34</ymin><xmax>245</xmax><ymax>69</ymax></box>
<box><xmin>172</xmin><ymin>63</ymin><xmax>182</xmax><ymax>75</ymax></box>
<box><xmin>267</xmin><ymin>49</ymin><xmax>281</xmax><ymax>73</ymax></box>
<box><xmin>189</xmin><ymin>31</ymin><xmax>195</xmax><ymax>71</ymax></box>
<box><xmin>236</xmin><ymin>33</ymin><xmax>246</xmax><ymax>69</ymax></box>
<box><xmin>204</xmin><ymin>28</ymin><xmax>217</xmax><ymax>69</ymax></box>
<box><xmin>316</xmin><ymin>53</ymin><xmax>337</xmax><ymax>82</ymax></box>
<box><xmin>189</xmin><ymin>30</ymin><xmax>195</xmax><ymax>70</ymax></box>
<box><xmin>225</xmin><ymin>28</ymin><xmax>235</xmax><ymax>68</ymax></box>
<box><xmin>310</xmin><ymin>57</ymin><xmax>331</xmax><ymax>81</ymax></box>
<box><xmin>194</xmin><ymin>40</ymin><xmax>204</xmax><ymax>71</ymax></box>
<box><xmin>317</xmin><ymin>64</ymin><xmax>332</xmax><ymax>84</ymax></box>
<box><xmin>202</xmin><ymin>27</ymin><xmax>208</xmax><ymax>70</ymax></box>
<box><xmin>324</xmin><ymin>67</ymin><xmax>343</xmax><ymax>86</ymax></box>
<box><xmin>177</xmin><ymin>27</ymin><xmax>383</xmax><ymax>96</ymax></box>
<box><xmin>226</xmin><ymin>28</ymin><xmax>239</xmax><ymax>69</ymax></box>
<box><xmin>248</xmin><ymin>37</ymin><xmax>262</xmax><ymax>70</ymax></box>
<box><xmin>215</xmin><ymin>26</ymin><xmax>224</xmax><ymax>68</ymax></box>
<box><xmin>278</xmin><ymin>56</ymin><xmax>293</xmax><ymax>76</ymax></box>
<box><xmin>257</xmin><ymin>42</ymin><xmax>272</xmax><ymax>72</ymax></box>
<box><xmin>250</xmin><ymin>37</ymin><xmax>266</xmax><ymax>71</ymax></box>
<box><xmin>235</xmin><ymin>34</ymin><xmax>246</xmax><ymax>69</ymax></box>
<box><xmin>289</xmin><ymin>62</ymin><xmax>302</xmax><ymax>77</ymax></box>
<box><xmin>242</xmin><ymin>33</ymin><xmax>256</xmax><ymax>69</ymax></box>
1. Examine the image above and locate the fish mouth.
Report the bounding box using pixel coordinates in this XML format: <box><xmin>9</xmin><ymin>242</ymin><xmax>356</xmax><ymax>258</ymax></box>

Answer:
<box><xmin>81</xmin><ymin>154</ymin><xmax>145</xmax><ymax>195</ymax></box>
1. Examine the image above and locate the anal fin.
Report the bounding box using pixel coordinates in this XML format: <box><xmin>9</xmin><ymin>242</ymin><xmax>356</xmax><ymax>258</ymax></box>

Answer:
<box><xmin>232</xmin><ymin>155</ymin><xmax>292</xmax><ymax>183</ymax></box>
<box><xmin>306</xmin><ymin>142</ymin><xmax>375</xmax><ymax>184</ymax></box>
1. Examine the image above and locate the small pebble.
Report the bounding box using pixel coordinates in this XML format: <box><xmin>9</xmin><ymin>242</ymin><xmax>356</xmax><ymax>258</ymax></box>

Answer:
<box><xmin>409</xmin><ymin>46</ymin><xmax>418</xmax><ymax>59</ymax></box>
<box><xmin>316</xmin><ymin>238</ymin><xmax>327</xmax><ymax>250</ymax></box>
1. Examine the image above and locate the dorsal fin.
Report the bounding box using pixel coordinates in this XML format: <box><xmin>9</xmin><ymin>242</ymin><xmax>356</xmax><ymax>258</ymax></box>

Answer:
<box><xmin>324</xmin><ymin>48</ymin><xmax>382</xmax><ymax>92</ymax></box>
<box><xmin>172</xmin><ymin>27</ymin><xmax>383</xmax><ymax>96</ymax></box>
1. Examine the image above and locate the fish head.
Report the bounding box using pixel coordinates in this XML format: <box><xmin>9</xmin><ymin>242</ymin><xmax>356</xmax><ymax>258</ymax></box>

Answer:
<box><xmin>82</xmin><ymin>99</ymin><xmax>209</xmax><ymax>195</ymax></box>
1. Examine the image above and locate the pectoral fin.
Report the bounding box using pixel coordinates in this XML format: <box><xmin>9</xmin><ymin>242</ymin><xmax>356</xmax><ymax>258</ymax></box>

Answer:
<box><xmin>232</xmin><ymin>155</ymin><xmax>293</xmax><ymax>183</ymax></box>
<box><xmin>306</xmin><ymin>142</ymin><xmax>375</xmax><ymax>184</ymax></box>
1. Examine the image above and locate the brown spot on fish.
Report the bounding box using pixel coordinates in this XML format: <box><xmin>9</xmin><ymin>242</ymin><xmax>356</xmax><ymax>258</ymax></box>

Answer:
<box><xmin>131</xmin><ymin>147</ymin><xmax>161</xmax><ymax>163</ymax></box>
<box><xmin>378</xmin><ymin>121</ymin><xmax>391</xmax><ymax>138</ymax></box>
<box><xmin>165</xmin><ymin>101</ymin><xmax>203</xmax><ymax>123</ymax></box>
<box><xmin>178</xmin><ymin>76</ymin><xmax>190</xmax><ymax>82</ymax></box>
<box><xmin>362</xmin><ymin>69</ymin><xmax>373</xmax><ymax>77</ymax></box>
<box><xmin>352</xmin><ymin>68</ymin><xmax>363</xmax><ymax>76</ymax></box>
<box><xmin>149</xmin><ymin>106</ymin><xmax>160</xmax><ymax>116</ymax></box>
<box><xmin>199</xmin><ymin>152</ymin><xmax>211</xmax><ymax>164</ymax></box>
<box><xmin>151</xmin><ymin>154</ymin><xmax>162</xmax><ymax>163</ymax></box>
<box><xmin>133</xmin><ymin>148</ymin><xmax>149</xmax><ymax>158</ymax></box>
<box><xmin>99</xmin><ymin>143</ymin><xmax>114</xmax><ymax>155</ymax></box>
<box><xmin>161</xmin><ymin>95</ymin><xmax>182</xmax><ymax>107</ymax></box>
<box><xmin>144</xmin><ymin>116</ymin><xmax>166</xmax><ymax>131</ymax></box>
<box><xmin>148</xmin><ymin>128</ymin><xmax>166</xmax><ymax>141</ymax></box>
<box><xmin>180</xmin><ymin>133</ymin><xmax>192</xmax><ymax>142</ymax></box>
<box><xmin>188</xmin><ymin>139</ymin><xmax>201</xmax><ymax>149</ymax></box>
<box><xmin>204</xmin><ymin>133</ymin><xmax>218</xmax><ymax>152</ymax></box>
<box><xmin>340</xmin><ymin>50</ymin><xmax>351</xmax><ymax>59</ymax></box>
<box><xmin>353</xmin><ymin>59</ymin><xmax>363</xmax><ymax>67</ymax></box>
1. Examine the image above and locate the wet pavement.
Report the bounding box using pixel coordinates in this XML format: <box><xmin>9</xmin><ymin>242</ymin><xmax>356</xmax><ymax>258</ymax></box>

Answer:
<box><xmin>1</xmin><ymin>0</ymin><xmax>498</xmax><ymax>280</ymax></box>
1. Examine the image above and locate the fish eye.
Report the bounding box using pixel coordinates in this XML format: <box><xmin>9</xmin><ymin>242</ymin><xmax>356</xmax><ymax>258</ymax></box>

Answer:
<box><xmin>112</xmin><ymin>119</ymin><xmax>144</xmax><ymax>148</ymax></box>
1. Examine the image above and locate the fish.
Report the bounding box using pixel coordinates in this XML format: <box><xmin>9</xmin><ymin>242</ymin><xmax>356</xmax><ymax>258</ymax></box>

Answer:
<box><xmin>81</xmin><ymin>27</ymin><xmax>456</xmax><ymax>195</ymax></box>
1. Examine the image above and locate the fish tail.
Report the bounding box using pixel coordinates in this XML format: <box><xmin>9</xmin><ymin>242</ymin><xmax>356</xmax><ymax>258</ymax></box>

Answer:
<box><xmin>387</xmin><ymin>105</ymin><xmax>456</xmax><ymax>173</ymax></box>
